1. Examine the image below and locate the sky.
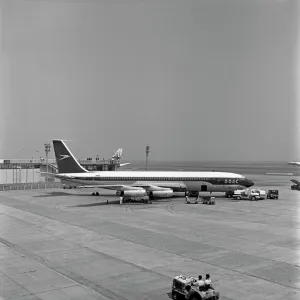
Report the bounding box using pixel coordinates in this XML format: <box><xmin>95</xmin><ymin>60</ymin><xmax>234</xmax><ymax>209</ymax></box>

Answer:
<box><xmin>0</xmin><ymin>0</ymin><xmax>299</xmax><ymax>161</ymax></box>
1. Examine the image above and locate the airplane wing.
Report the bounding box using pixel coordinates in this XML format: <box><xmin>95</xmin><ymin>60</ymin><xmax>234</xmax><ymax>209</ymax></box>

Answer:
<box><xmin>288</xmin><ymin>162</ymin><xmax>300</xmax><ymax>166</ymax></box>
<box><xmin>132</xmin><ymin>181</ymin><xmax>186</xmax><ymax>192</ymax></box>
<box><xmin>75</xmin><ymin>185</ymin><xmax>144</xmax><ymax>191</ymax></box>
<box><xmin>119</xmin><ymin>163</ymin><xmax>130</xmax><ymax>167</ymax></box>
<box><xmin>74</xmin><ymin>182</ymin><xmax>186</xmax><ymax>192</ymax></box>
<box><xmin>291</xmin><ymin>179</ymin><xmax>300</xmax><ymax>186</ymax></box>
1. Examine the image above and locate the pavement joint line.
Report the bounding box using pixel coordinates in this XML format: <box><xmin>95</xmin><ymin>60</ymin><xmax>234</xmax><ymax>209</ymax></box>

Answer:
<box><xmin>1</xmin><ymin>196</ymin><xmax>300</xmax><ymax>292</ymax></box>
<box><xmin>169</xmin><ymin>201</ymin><xmax>300</xmax><ymax>225</ymax></box>
<box><xmin>19</xmin><ymin>283</ymin><xmax>79</xmax><ymax>296</ymax></box>
<box><xmin>0</xmin><ymin>269</ymin><xmax>33</xmax><ymax>299</ymax></box>
<box><xmin>0</xmin><ymin>237</ymin><xmax>128</xmax><ymax>300</ymax></box>
<box><xmin>32</xmin><ymin>283</ymin><xmax>110</xmax><ymax>299</ymax></box>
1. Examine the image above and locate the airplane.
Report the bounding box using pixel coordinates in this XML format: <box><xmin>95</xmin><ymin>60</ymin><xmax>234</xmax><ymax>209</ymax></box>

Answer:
<box><xmin>52</xmin><ymin>139</ymin><xmax>254</xmax><ymax>204</ymax></box>
<box><xmin>287</xmin><ymin>161</ymin><xmax>300</xmax><ymax>166</ymax></box>
<box><xmin>111</xmin><ymin>148</ymin><xmax>123</xmax><ymax>161</ymax></box>
<box><xmin>111</xmin><ymin>148</ymin><xmax>130</xmax><ymax>168</ymax></box>
<box><xmin>291</xmin><ymin>179</ymin><xmax>300</xmax><ymax>190</ymax></box>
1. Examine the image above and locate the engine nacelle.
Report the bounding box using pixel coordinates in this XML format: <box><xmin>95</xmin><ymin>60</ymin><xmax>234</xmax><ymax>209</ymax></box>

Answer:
<box><xmin>116</xmin><ymin>190</ymin><xmax>147</xmax><ymax>197</ymax></box>
<box><xmin>148</xmin><ymin>190</ymin><xmax>174</xmax><ymax>198</ymax></box>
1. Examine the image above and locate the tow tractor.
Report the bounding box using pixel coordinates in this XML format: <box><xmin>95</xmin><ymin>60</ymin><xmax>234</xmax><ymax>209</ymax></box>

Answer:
<box><xmin>202</xmin><ymin>196</ymin><xmax>215</xmax><ymax>205</ymax></box>
<box><xmin>185</xmin><ymin>192</ymin><xmax>215</xmax><ymax>205</ymax></box>
<box><xmin>172</xmin><ymin>275</ymin><xmax>219</xmax><ymax>300</ymax></box>
<box><xmin>185</xmin><ymin>191</ymin><xmax>200</xmax><ymax>204</ymax></box>
<box><xmin>266</xmin><ymin>190</ymin><xmax>279</xmax><ymax>199</ymax></box>
<box><xmin>225</xmin><ymin>191</ymin><xmax>234</xmax><ymax>198</ymax></box>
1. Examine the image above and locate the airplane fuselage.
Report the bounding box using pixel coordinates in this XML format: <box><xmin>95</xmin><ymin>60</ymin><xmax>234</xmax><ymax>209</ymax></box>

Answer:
<box><xmin>56</xmin><ymin>171</ymin><xmax>253</xmax><ymax>192</ymax></box>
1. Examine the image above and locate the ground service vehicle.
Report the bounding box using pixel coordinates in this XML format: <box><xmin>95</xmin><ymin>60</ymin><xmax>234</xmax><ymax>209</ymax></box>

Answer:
<box><xmin>122</xmin><ymin>196</ymin><xmax>151</xmax><ymax>204</ymax></box>
<box><xmin>225</xmin><ymin>191</ymin><xmax>234</xmax><ymax>198</ymax></box>
<box><xmin>233</xmin><ymin>189</ymin><xmax>262</xmax><ymax>201</ymax></box>
<box><xmin>291</xmin><ymin>184</ymin><xmax>300</xmax><ymax>190</ymax></box>
<box><xmin>257</xmin><ymin>189</ymin><xmax>266</xmax><ymax>200</ymax></box>
<box><xmin>202</xmin><ymin>197</ymin><xmax>215</xmax><ymax>205</ymax></box>
<box><xmin>232</xmin><ymin>189</ymin><xmax>246</xmax><ymax>200</ymax></box>
<box><xmin>172</xmin><ymin>275</ymin><xmax>219</xmax><ymax>300</ymax></box>
<box><xmin>291</xmin><ymin>179</ymin><xmax>300</xmax><ymax>190</ymax></box>
<box><xmin>267</xmin><ymin>190</ymin><xmax>279</xmax><ymax>199</ymax></box>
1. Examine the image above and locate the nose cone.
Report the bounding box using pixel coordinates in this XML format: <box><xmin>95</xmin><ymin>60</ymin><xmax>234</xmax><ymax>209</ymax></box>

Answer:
<box><xmin>245</xmin><ymin>178</ymin><xmax>254</xmax><ymax>187</ymax></box>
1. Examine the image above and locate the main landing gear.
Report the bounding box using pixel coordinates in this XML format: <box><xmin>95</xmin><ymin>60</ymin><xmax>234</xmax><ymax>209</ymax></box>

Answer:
<box><xmin>185</xmin><ymin>191</ymin><xmax>200</xmax><ymax>204</ymax></box>
<box><xmin>92</xmin><ymin>192</ymin><xmax>99</xmax><ymax>196</ymax></box>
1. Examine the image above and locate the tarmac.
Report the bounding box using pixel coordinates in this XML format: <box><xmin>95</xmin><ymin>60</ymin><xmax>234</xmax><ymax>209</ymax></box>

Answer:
<box><xmin>0</xmin><ymin>174</ymin><xmax>299</xmax><ymax>300</ymax></box>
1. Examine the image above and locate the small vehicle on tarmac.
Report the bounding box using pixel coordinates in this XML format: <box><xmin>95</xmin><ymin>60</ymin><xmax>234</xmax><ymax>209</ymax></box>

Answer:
<box><xmin>172</xmin><ymin>275</ymin><xmax>219</xmax><ymax>300</ymax></box>
<box><xmin>232</xmin><ymin>188</ymin><xmax>263</xmax><ymax>201</ymax></box>
<box><xmin>202</xmin><ymin>197</ymin><xmax>215</xmax><ymax>205</ymax></box>
<box><xmin>266</xmin><ymin>190</ymin><xmax>279</xmax><ymax>199</ymax></box>
<box><xmin>225</xmin><ymin>191</ymin><xmax>234</xmax><ymax>198</ymax></box>
<box><xmin>291</xmin><ymin>179</ymin><xmax>300</xmax><ymax>190</ymax></box>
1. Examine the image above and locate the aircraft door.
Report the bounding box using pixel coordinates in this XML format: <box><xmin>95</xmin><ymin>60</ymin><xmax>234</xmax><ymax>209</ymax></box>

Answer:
<box><xmin>201</xmin><ymin>185</ymin><xmax>207</xmax><ymax>192</ymax></box>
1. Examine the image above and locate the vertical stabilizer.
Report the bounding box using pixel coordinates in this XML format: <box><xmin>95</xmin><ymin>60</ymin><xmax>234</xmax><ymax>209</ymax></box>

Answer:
<box><xmin>53</xmin><ymin>140</ymin><xmax>87</xmax><ymax>173</ymax></box>
<box><xmin>112</xmin><ymin>148</ymin><xmax>123</xmax><ymax>160</ymax></box>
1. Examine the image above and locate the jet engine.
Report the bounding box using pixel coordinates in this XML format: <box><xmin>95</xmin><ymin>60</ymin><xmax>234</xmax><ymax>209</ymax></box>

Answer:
<box><xmin>147</xmin><ymin>190</ymin><xmax>174</xmax><ymax>198</ymax></box>
<box><xmin>116</xmin><ymin>190</ymin><xmax>147</xmax><ymax>197</ymax></box>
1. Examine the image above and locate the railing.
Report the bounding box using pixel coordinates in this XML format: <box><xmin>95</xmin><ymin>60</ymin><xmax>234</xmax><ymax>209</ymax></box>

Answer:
<box><xmin>78</xmin><ymin>159</ymin><xmax>117</xmax><ymax>165</ymax></box>
<box><xmin>0</xmin><ymin>159</ymin><xmax>56</xmax><ymax>164</ymax></box>
<box><xmin>0</xmin><ymin>158</ymin><xmax>119</xmax><ymax>165</ymax></box>
<box><xmin>0</xmin><ymin>182</ymin><xmax>62</xmax><ymax>191</ymax></box>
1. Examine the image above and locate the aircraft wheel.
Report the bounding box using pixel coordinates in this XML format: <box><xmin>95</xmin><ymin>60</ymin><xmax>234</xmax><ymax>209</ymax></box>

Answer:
<box><xmin>172</xmin><ymin>291</ymin><xmax>178</xmax><ymax>300</ymax></box>
<box><xmin>96</xmin><ymin>192</ymin><xmax>99</xmax><ymax>196</ymax></box>
<box><xmin>92</xmin><ymin>192</ymin><xmax>95</xmax><ymax>196</ymax></box>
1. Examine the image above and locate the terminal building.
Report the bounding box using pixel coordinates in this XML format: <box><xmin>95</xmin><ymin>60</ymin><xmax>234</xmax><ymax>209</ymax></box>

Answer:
<box><xmin>0</xmin><ymin>157</ymin><xmax>121</xmax><ymax>184</ymax></box>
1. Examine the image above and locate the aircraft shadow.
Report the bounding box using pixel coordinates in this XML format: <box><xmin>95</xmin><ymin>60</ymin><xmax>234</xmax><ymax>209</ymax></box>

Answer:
<box><xmin>33</xmin><ymin>191</ymin><xmax>75</xmax><ymax>198</ymax></box>
<box><xmin>74</xmin><ymin>200</ymin><xmax>121</xmax><ymax>207</ymax></box>
<box><xmin>33</xmin><ymin>191</ymin><xmax>116</xmax><ymax>198</ymax></box>
<box><xmin>73</xmin><ymin>198</ymin><xmax>172</xmax><ymax>208</ymax></box>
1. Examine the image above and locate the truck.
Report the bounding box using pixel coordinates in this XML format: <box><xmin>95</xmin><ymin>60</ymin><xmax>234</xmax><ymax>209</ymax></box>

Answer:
<box><xmin>257</xmin><ymin>189</ymin><xmax>266</xmax><ymax>200</ymax></box>
<box><xmin>266</xmin><ymin>190</ymin><xmax>279</xmax><ymax>199</ymax></box>
<box><xmin>172</xmin><ymin>275</ymin><xmax>219</xmax><ymax>300</ymax></box>
<box><xmin>232</xmin><ymin>188</ymin><xmax>264</xmax><ymax>201</ymax></box>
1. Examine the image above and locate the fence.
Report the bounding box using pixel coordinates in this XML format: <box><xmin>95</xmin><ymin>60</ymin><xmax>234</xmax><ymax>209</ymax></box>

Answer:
<box><xmin>0</xmin><ymin>182</ymin><xmax>62</xmax><ymax>191</ymax></box>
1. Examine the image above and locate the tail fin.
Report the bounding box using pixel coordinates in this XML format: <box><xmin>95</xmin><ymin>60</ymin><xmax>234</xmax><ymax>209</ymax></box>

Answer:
<box><xmin>112</xmin><ymin>148</ymin><xmax>123</xmax><ymax>160</ymax></box>
<box><xmin>53</xmin><ymin>140</ymin><xmax>88</xmax><ymax>173</ymax></box>
<box><xmin>291</xmin><ymin>179</ymin><xmax>300</xmax><ymax>186</ymax></box>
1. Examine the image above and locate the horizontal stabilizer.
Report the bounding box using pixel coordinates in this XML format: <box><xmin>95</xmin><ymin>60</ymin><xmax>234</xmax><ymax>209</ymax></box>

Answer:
<box><xmin>119</xmin><ymin>163</ymin><xmax>130</xmax><ymax>167</ymax></box>
<box><xmin>291</xmin><ymin>179</ymin><xmax>300</xmax><ymax>186</ymax></box>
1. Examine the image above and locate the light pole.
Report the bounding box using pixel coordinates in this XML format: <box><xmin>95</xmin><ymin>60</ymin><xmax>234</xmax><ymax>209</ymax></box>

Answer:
<box><xmin>44</xmin><ymin>143</ymin><xmax>51</xmax><ymax>183</ymax></box>
<box><xmin>145</xmin><ymin>145</ymin><xmax>150</xmax><ymax>171</ymax></box>
<box><xmin>32</xmin><ymin>157</ymin><xmax>35</xmax><ymax>182</ymax></box>
<box><xmin>19</xmin><ymin>165</ymin><xmax>21</xmax><ymax>183</ymax></box>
